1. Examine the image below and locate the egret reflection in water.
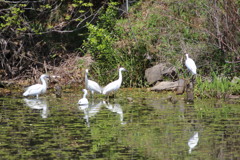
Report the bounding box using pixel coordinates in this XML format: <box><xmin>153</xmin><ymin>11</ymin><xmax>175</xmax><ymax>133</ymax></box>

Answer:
<box><xmin>103</xmin><ymin>101</ymin><xmax>126</xmax><ymax>125</ymax></box>
<box><xmin>23</xmin><ymin>98</ymin><xmax>49</xmax><ymax>118</ymax></box>
<box><xmin>188</xmin><ymin>131</ymin><xmax>199</xmax><ymax>154</ymax></box>
<box><xmin>78</xmin><ymin>101</ymin><xmax>103</xmax><ymax>127</ymax></box>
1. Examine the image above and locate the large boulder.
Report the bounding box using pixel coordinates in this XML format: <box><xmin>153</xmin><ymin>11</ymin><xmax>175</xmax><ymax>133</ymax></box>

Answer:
<box><xmin>145</xmin><ymin>63</ymin><xmax>176</xmax><ymax>85</ymax></box>
<box><xmin>151</xmin><ymin>81</ymin><xmax>178</xmax><ymax>91</ymax></box>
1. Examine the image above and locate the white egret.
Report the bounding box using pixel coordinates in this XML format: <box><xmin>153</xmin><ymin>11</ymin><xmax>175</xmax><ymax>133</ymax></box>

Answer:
<box><xmin>78</xmin><ymin>89</ymin><xmax>89</xmax><ymax>105</ymax></box>
<box><xmin>85</xmin><ymin>69</ymin><xmax>102</xmax><ymax>96</ymax></box>
<box><xmin>185</xmin><ymin>54</ymin><xmax>197</xmax><ymax>75</ymax></box>
<box><xmin>102</xmin><ymin>67</ymin><xmax>127</xmax><ymax>95</ymax></box>
<box><xmin>23</xmin><ymin>74</ymin><xmax>49</xmax><ymax>99</ymax></box>
<box><xmin>188</xmin><ymin>132</ymin><xmax>199</xmax><ymax>154</ymax></box>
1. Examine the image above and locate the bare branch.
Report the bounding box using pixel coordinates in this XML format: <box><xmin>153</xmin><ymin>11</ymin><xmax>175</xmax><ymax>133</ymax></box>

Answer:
<box><xmin>225</xmin><ymin>60</ymin><xmax>240</xmax><ymax>64</ymax></box>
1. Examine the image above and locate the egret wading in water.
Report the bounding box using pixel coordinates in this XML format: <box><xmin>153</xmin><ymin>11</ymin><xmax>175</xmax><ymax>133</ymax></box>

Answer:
<box><xmin>102</xmin><ymin>67</ymin><xmax>127</xmax><ymax>98</ymax></box>
<box><xmin>85</xmin><ymin>69</ymin><xmax>102</xmax><ymax>97</ymax></box>
<box><xmin>185</xmin><ymin>54</ymin><xmax>197</xmax><ymax>75</ymax></box>
<box><xmin>23</xmin><ymin>74</ymin><xmax>49</xmax><ymax>99</ymax></box>
<box><xmin>78</xmin><ymin>89</ymin><xmax>89</xmax><ymax>105</ymax></box>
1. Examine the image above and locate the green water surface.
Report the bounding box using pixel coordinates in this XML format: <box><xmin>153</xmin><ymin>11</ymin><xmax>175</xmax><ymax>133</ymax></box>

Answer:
<box><xmin>0</xmin><ymin>88</ymin><xmax>239</xmax><ymax>159</ymax></box>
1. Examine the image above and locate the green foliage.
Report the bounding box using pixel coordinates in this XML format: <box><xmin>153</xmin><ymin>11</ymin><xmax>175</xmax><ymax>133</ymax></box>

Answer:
<box><xmin>110</xmin><ymin>1</ymin><xmax>200</xmax><ymax>86</ymax></box>
<box><xmin>82</xmin><ymin>2</ymin><xmax>122</xmax><ymax>84</ymax></box>
<box><xmin>83</xmin><ymin>23</ymin><xmax>120</xmax><ymax>83</ymax></box>
<box><xmin>82</xmin><ymin>1</ymin><xmax>153</xmax><ymax>87</ymax></box>
<box><xmin>98</xmin><ymin>2</ymin><xmax>119</xmax><ymax>30</ymax></box>
<box><xmin>0</xmin><ymin>0</ymin><xmax>97</xmax><ymax>79</ymax></box>
<box><xmin>0</xmin><ymin>5</ymin><xmax>26</xmax><ymax>31</ymax></box>
<box><xmin>195</xmin><ymin>72</ymin><xmax>240</xmax><ymax>98</ymax></box>
<box><xmin>72</xmin><ymin>0</ymin><xmax>93</xmax><ymax>14</ymax></box>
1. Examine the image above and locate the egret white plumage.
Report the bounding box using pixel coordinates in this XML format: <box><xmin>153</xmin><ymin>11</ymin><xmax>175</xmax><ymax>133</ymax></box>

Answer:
<box><xmin>85</xmin><ymin>69</ymin><xmax>102</xmax><ymax>96</ymax></box>
<box><xmin>102</xmin><ymin>67</ymin><xmax>127</xmax><ymax>95</ymax></box>
<box><xmin>23</xmin><ymin>74</ymin><xmax>49</xmax><ymax>99</ymax></box>
<box><xmin>78</xmin><ymin>89</ymin><xmax>89</xmax><ymax>105</ymax></box>
<box><xmin>185</xmin><ymin>54</ymin><xmax>197</xmax><ymax>75</ymax></box>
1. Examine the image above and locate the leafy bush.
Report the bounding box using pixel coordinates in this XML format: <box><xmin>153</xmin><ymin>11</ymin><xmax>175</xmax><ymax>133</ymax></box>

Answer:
<box><xmin>82</xmin><ymin>3</ymin><xmax>121</xmax><ymax>84</ymax></box>
<box><xmin>83</xmin><ymin>2</ymin><xmax>151</xmax><ymax>87</ymax></box>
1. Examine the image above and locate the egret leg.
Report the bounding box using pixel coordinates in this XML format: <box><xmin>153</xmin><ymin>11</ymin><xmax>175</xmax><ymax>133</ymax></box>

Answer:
<box><xmin>91</xmin><ymin>91</ymin><xmax>94</xmax><ymax>99</ymax></box>
<box><xmin>190</xmin><ymin>75</ymin><xmax>196</xmax><ymax>87</ymax></box>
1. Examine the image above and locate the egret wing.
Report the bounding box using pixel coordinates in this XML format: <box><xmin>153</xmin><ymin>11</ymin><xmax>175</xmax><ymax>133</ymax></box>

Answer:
<box><xmin>78</xmin><ymin>98</ymin><xmax>89</xmax><ymax>105</ymax></box>
<box><xmin>88</xmin><ymin>80</ymin><xmax>102</xmax><ymax>93</ymax></box>
<box><xmin>185</xmin><ymin>58</ymin><xmax>197</xmax><ymax>74</ymax></box>
<box><xmin>103</xmin><ymin>80</ymin><xmax>120</xmax><ymax>94</ymax></box>
<box><xmin>23</xmin><ymin>84</ymin><xmax>43</xmax><ymax>96</ymax></box>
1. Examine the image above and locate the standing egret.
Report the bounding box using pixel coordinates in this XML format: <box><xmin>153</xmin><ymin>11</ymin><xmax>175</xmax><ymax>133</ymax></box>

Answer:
<box><xmin>78</xmin><ymin>89</ymin><xmax>89</xmax><ymax>105</ymax></box>
<box><xmin>185</xmin><ymin>54</ymin><xmax>197</xmax><ymax>75</ymax></box>
<box><xmin>23</xmin><ymin>74</ymin><xmax>49</xmax><ymax>99</ymax></box>
<box><xmin>85</xmin><ymin>69</ymin><xmax>102</xmax><ymax>96</ymax></box>
<box><xmin>102</xmin><ymin>67</ymin><xmax>127</xmax><ymax>96</ymax></box>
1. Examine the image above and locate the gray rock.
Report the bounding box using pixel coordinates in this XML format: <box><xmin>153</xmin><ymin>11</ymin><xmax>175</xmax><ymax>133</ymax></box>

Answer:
<box><xmin>145</xmin><ymin>63</ymin><xmax>176</xmax><ymax>85</ymax></box>
<box><xmin>176</xmin><ymin>79</ymin><xmax>186</xmax><ymax>95</ymax></box>
<box><xmin>151</xmin><ymin>81</ymin><xmax>178</xmax><ymax>91</ymax></box>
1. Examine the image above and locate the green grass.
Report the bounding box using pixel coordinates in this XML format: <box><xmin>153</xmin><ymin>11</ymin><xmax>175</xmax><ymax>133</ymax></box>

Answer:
<box><xmin>195</xmin><ymin>72</ymin><xmax>240</xmax><ymax>98</ymax></box>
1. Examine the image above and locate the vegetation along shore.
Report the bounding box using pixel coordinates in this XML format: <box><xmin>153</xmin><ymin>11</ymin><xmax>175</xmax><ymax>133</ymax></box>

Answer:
<box><xmin>0</xmin><ymin>0</ymin><xmax>239</xmax><ymax>99</ymax></box>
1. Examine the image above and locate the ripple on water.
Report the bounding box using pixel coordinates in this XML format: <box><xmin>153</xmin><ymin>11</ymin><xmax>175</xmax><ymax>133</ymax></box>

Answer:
<box><xmin>0</xmin><ymin>91</ymin><xmax>240</xmax><ymax>159</ymax></box>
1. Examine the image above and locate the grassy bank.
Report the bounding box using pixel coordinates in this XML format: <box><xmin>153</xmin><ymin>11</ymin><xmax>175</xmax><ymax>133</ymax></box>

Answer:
<box><xmin>81</xmin><ymin>0</ymin><xmax>239</xmax><ymax>97</ymax></box>
<box><xmin>194</xmin><ymin>74</ymin><xmax>240</xmax><ymax>99</ymax></box>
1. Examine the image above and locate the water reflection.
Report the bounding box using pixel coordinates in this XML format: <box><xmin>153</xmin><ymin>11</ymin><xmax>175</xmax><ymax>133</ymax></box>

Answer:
<box><xmin>188</xmin><ymin>132</ymin><xmax>199</xmax><ymax>154</ymax></box>
<box><xmin>23</xmin><ymin>98</ymin><xmax>49</xmax><ymax>118</ymax></box>
<box><xmin>1</xmin><ymin>89</ymin><xmax>240</xmax><ymax>159</ymax></box>
<box><xmin>78</xmin><ymin>101</ymin><xmax>126</xmax><ymax>126</ymax></box>
<box><xmin>103</xmin><ymin>101</ymin><xmax>126</xmax><ymax>125</ymax></box>
<box><xmin>78</xmin><ymin>101</ymin><xmax>103</xmax><ymax>127</ymax></box>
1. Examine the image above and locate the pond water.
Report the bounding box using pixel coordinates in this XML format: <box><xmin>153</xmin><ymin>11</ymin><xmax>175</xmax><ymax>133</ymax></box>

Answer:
<box><xmin>0</xmin><ymin>88</ymin><xmax>240</xmax><ymax>159</ymax></box>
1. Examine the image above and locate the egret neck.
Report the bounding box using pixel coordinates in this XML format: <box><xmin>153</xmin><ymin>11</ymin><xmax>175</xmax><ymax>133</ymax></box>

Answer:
<box><xmin>40</xmin><ymin>75</ymin><xmax>48</xmax><ymax>93</ymax></box>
